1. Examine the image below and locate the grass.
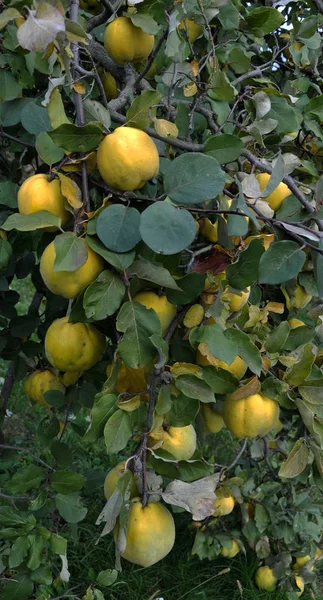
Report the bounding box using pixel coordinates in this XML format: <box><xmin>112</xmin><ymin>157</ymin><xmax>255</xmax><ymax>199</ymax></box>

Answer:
<box><xmin>1</xmin><ymin>277</ymin><xmax>323</xmax><ymax>599</ymax></box>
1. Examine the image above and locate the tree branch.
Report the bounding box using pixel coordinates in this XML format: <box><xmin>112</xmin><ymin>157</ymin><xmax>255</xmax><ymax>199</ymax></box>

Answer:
<box><xmin>312</xmin><ymin>0</ymin><xmax>323</xmax><ymax>13</ymax></box>
<box><xmin>0</xmin><ymin>129</ymin><xmax>35</xmax><ymax>149</ymax></box>
<box><xmin>242</xmin><ymin>149</ymin><xmax>323</xmax><ymax>231</ymax></box>
<box><xmin>70</xmin><ymin>0</ymin><xmax>90</xmax><ymax>213</ymax></box>
<box><xmin>109</xmin><ymin>109</ymin><xmax>204</xmax><ymax>150</ymax></box>
<box><xmin>0</xmin><ymin>444</ymin><xmax>55</xmax><ymax>471</ymax></box>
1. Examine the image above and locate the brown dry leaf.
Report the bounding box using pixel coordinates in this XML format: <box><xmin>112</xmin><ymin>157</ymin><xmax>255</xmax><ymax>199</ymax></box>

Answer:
<box><xmin>153</xmin><ymin>118</ymin><xmax>179</xmax><ymax>140</ymax></box>
<box><xmin>230</xmin><ymin>376</ymin><xmax>261</xmax><ymax>401</ymax></box>
<box><xmin>184</xmin><ymin>82</ymin><xmax>198</xmax><ymax>97</ymax></box>
<box><xmin>56</xmin><ymin>172</ymin><xmax>83</xmax><ymax>209</ymax></box>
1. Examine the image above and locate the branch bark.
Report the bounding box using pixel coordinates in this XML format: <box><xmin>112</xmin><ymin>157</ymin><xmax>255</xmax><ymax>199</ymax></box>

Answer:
<box><xmin>70</xmin><ymin>0</ymin><xmax>90</xmax><ymax>213</ymax></box>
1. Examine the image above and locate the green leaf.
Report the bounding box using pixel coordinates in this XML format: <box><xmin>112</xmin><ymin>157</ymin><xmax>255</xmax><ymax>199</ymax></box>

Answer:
<box><xmin>225</xmin><ymin>329</ymin><xmax>262</xmax><ymax>376</ymax></box>
<box><xmin>140</xmin><ymin>202</ymin><xmax>196</xmax><ymax>255</ymax></box>
<box><xmin>128</xmin><ymin>13</ymin><xmax>159</xmax><ymax>34</ymax></box>
<box><xmin>202</xmin><ymin>366</ymin><xmax>239</xmax><ymax>394</ymax></box>
<box><xmin>55</xmin><ymin>492</ymin><xmax>88</xmax><ymax>523</ymax></box>
<box><xmin>226</xmin><ymin>238</ymin><xmax>265</xmax><ymax>289</ymax></box>
<box><xmin>204</xmin><ymin>134</ymin><xmax>244</xmax><ymax>164</ymax></box>
<box><xmin>126</xmin><ymin>90</ymin><xmax>161</xmax><ymax>129</ymax></box>
<box><xmin>2</xmin><ymin>574</ymin><xmax>34</xmax><ymax>600</ymax></box>
<box><xmin>104</xmin><ymin>409</ymin><xmax>132</xmax><ymax>454</ymax></box>
<box><xmin>50</xmin><ymin>441</ymin><xmax>73</xmax><ymax>468</ymax></box>
<box><xmin>175</xmin><ymin>375</ymin><xmax>215</xmax><ymax>403</ymax></box>
<box><xmin>164</xmin><ymin>153</ymin><xmax>226</xmax><ymax>205</ymax></box>
<box><xmin>7</xmin><ymin>465</ymin><xmax>43</xmax><ymax>494</ymax></box>
<box><xmin>278</xmin><ymin>439</ymin><xmax>310</xmax><ymax>479</ymax></box>
<box><xmin>284</xmin><ymin>344</ymin><xmax>316</xmax><ymax>387</ymax></box>
<box><xmin>259</xmin><ymin>241</ymin><xmax>306</xmax><ymax>284</ymax></box>
<box><xmin>83</xmin><ymin>393</ymin><xmax>117</xmax><ymax>442</ymax></box>
<box><xmin>83</xmin><ymin>270</ymin><xmax>125</xmax><ymax>320</ymax></box>
<box><xmin>1</xmin><ymin>211</ymin><xmax>61</xmax><ymax>231</ymax></box>
<box><xmin>167</xmin><ymin>273</ymin><xmax>205</xmax><ymax>305</ymax></box>
<box><xmin>50</xmin><ymin>471</ymin><xmax>86</xmax><ymax>494</ymax></box>
<box><xmin>97</xmin><ymin>569</ymin><xmax>118</xmax><ymax>588</ymax></box>
<box><xmin>49</xmin><ymin>123</ymin><xmax>103</xmax><ymax>152</ymax></box>
<box><xmin>116</xmin><ymin>301</ymin><xmax>161</xmax><ymax>368</ymax></box>
<box><xmin>283</xmin><ymin>326</ymin><xmax>314</xmax><ymax>352</ymax></box>
<box><xmin>17</xmin><ymin>2</ymin><xmax>65</xmax><ymax>52</ymax></box>
<box><xmin>265</xmin><ymin>321</ymin><xmax>290</xmax><ymax>353</ymax></box>
<box><xmin>0</xmin><ymin>507</ymin><xmax>36</xmax><ymax>528</ymax></box>
<box><xmin>0</xmin><ymin>180</ymin><xmax>18</xmax><ymax>208</ymax></box>
<box><xmin>299</xmin><ymin>379</ymin><xmax>323</xmax><ymax>405</ymax></box>
<box><xmin>9</xmin><ymin>536</ymin><xmax>30</xmax><ymax>568</ymax></box>
<box><xmin>190</xmin><ymin>324</ymin><xmax>236</xmax><ymax>364</ymax></box>
<box><xmin>261</xmin><ymin>377</ymin><xmax>289</xmax><ymax>401</ymax></box>
<box><xmin>27</xmin><ymin>534</ymin><xmax>44</xmax><ymax>570</ymax></box>
<box><xmin>0</xmin><ymin>238</ymin><xmax>12</xmax><ymax>269</ymax></box>
<box><xmin>50</xmin><ymin>532</ymin><xmax>67</xmax><ymax>555</ymax></box>
<box><xmin>36</xmin><ymin>132</ymin><xmax>65</xmax><ymax>166</ymax></box>
<box><xmin>96</xmin><ymin>205</ymin><xmax>141</xmax><ymax>253</ymax></box>
<box><xmin>83</xmin><ymin>99</ymin><xmax>111</xmax><ymax>129</ymax></box>
<box><xmin>312</xmin><ymin>244</ymin><xmax>323</xmax><ymax>298</ymax></box>
<box><xmin>228</xmin><ymin>47</ymin><xmax>251</xmax><ymax>74</ymax></box>
<box><xmin>54</xmin><ymin>233</ymin><xmax>88</xmax><ymax>272</ymax></box>
<box><xmin>266</xmin><ymin>95</ymin><xmax>299</xmax><ymax>135</ymax></box>
<box><xmin>86</xmin><ymin>234</ymin><xmax>135</xmax><ymax>271</ymax></box>
<box><xmin>218</xmin><ymin>1</ymin><xmax>240</xmax><ymax>30</ymax></box>
<box><xmin>0</xmin><ymin>71</ymin><xmax>23</xmax><ymax>101</ymax></box>
<box><xmin>255</xmin><ymin>504</ymin><xmax>270</xmax><ymax>534</ymax></box>
<box><xmin>150</xmin><ymin>454</ymin><xmax>213</xmax><ymax>482</ymax></box>
<box><xmin>44</xmin><ymin>390</ymin><xmax>66</xmax><ymax>408</ymax></box>
<box><xmin>246</xmin><ymin>7</ymin><xmax>285</xmax><ymax>35</ymax></box>
<box><xmin>30</xmin><ymin>565</ymin><xmax>52</xmax><ymax>585</ymax></box>
<box><xmin>150</xmin><ymin>334</ymin><xmax>169</xmax><ymax>369</ymax></box>
<box><xmin>21</xmin><ymin>102</ymin><xmax>51</xmax><ymax>134</ymax></box>
<box><xmin>168</xmin><ymin>393</ymin><xmax>199</xmax><ymax>427</ymax></box>
<box><xmin>126</xmin><ymin>258</ymin><xmax>181</xmax><ymax>291</ymax></box>
<box><xmin>208</xmin><ymin>69</ymin><xmax>237</xmax><ymax>101</ymax></box>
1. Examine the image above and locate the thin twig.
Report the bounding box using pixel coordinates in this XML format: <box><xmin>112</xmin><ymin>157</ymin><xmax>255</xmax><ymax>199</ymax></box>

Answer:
<box><xmin>220</xmin><ymin>438</ymin><xmax>248</xmax><ymax>476</ymax></box>
<box><xmin>0</xmin><ymin>444</ymin><xmax>55</xmax><ymax>471</ymax></box>
<box><xmin>135</xmin><ymin>27</ymin><xmax>169</xmax><ymax>87</ymax></box>
<box><xmin>0</xmin><ymin>129</ymin><xmax>35</xmax><ymax>148</ymax></box>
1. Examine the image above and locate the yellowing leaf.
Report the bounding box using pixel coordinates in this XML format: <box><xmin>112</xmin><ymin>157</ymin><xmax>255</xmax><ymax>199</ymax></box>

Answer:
<box><xmin>117</xmin><ymin>395</ymin><xmax>141</xmax><ymax>412</ymax></box>
<box><xmin>153</xmin><ymin>118</ymin><xmax>179</xmax><ymax>140</ymax></box>
<box><xmin>72</xmin><ymin>82</ymin><xmax>86</xmax><ymax>95</ymax></box>
<box><xmin>190</xmin><ymin>59</ymin><xmax>199</xmax><ymax>77</ymax></box>
<box><xmin>184</xmin><ymin>82</ymin><xmax>198</xmax><ymax>97</ymax></box>
<box><xmin>56</xmin><ymin>172</ymin><xmax>83</xmax><ymax>209</ymax></box>
<box><xmin>183</xmin><ymin>304</ymin><xmax>205</xmax><ymax>328</ymax></box>
<box><xmin>0</xmin><ymin>8</ymin><xmax>21</xmax><ymax>31</ymax></box>
<box><xmin>170</xmin><ymin>362</ymin><xmax>203</xmax><ymax>379</ymax></box>
<box><xmin>266</xmin><ymin>302</ymin><xmax>285</xmax><ymax>314</ymax></box>
<box><xmin>47</xmin><ymin>88</ymin><xmax>70</xmax><ymax>129</ymax></box>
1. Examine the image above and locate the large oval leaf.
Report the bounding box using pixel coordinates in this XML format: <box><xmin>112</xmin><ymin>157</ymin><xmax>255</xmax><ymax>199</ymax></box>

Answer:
<box><xmin>163</xmin><ymin>153</ymin><xmax>225</xmax><ymax>204</ymax></box>
<box><xmin>140</xmin><ymin>201</ymin><xmax>196</xmax><ymax>255</ymax></box>
<box><xmin>96</xmin><ymin>205</ymin><xmax>141</xmax><ymax>253</ymax></box>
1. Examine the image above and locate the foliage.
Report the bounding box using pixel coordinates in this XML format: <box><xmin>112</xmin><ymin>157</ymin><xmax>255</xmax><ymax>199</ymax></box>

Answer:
<box><xmin>1</xmin><ymin>0</ymin><xmax>323</xmax><ymax>598</ymax></box>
